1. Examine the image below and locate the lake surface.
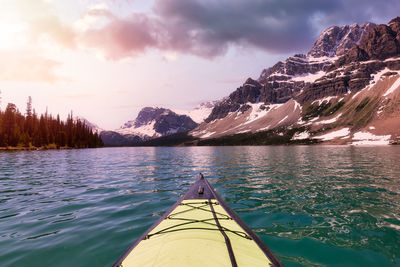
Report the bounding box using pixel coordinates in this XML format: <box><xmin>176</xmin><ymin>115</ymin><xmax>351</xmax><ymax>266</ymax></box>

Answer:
<box><xmin>0</xmin><ymin>146</ymin><xmax>399</xmax><ymax>266</ymax></box>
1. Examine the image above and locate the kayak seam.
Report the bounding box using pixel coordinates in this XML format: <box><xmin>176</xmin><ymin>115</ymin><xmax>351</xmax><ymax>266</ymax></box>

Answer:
<box><xmin>203</xmin><ymin>178</ymin><xmax>283</xmax><ymax>267</ymax></box>
<box><xmin>209</xmin><ymin>198</ymin><xmax>238</xmax><ymax>267</ymax></box>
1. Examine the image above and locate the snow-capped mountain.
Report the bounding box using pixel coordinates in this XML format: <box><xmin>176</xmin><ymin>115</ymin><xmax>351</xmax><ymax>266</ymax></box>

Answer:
<box><xmin>191</xmin><ymin>17</ymin><xmax>400</xmax><ymax>145</ymax></box>
<box><xmin>99</xmin><ymin>102</ymin><xmax>219</xmax><ymax>146</ymax></box>
<box><xmin>115</xmin><ymin>107</ymin><xmax>197</xmax><ymax>139</ymax></box>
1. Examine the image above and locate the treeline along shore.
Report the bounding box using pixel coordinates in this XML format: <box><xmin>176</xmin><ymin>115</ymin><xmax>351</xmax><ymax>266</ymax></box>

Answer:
<box><xmin>0</xmin><ymin>97</ymin><xmax>103</xmax><ymax>149</ymax></box>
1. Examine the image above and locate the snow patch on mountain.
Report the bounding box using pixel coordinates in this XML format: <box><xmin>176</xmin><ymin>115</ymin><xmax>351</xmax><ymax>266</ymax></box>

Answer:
<box><xmin>116</xmin><ymin>121</ymin><xmax>160</xmax><ymax>138</ymax></box>
<box><xmin>383</xmin><ymin>75</ymin><xmax>400</xmax><ymax>96</ymax></box>
<box><xmin>294</xmin><ymin>101</ymin><xmax>302</xmax><ymax>112</ymax></box>
<box><xmin>307</xmin><ymin>56</ymin><xmax>339</xmax><ymax>63</ymax></box>
<box><xmin>370</xmin><ymin>68</ymin><xmax>390</xmax><ymax>88</ymax></box>
<box><xmin>292</xmin><ymin>131</ymin><xmax>310</xmax><ymax>140</ymax></box>
<box><xmin>315</xmin><ymin>128</ymin><xmax>351</xmax><ymax>141</ymax></box>
<box><xmin>201</xmin><ymin>131</ymin><xmax>216</xmax><ymax>138</ymax></box>
<box><xmin>312</xmin><ymin>96</ymin><xmax>339</xmax><ymax>105</ymax></box>
<box><xmin>278</xmin><ymin>115</ymin><xmax>289</xmax><ymax>125</ymax></box>
<box><xmin>291</xmin><ymin>71</ymin><xmax>326</xmax><ymax>83</ymax></box>
<box><xmin>244</xmin><ymin>103</ymin><xmax>283</xmax><ymax>125</ymax></box>
<box><xmin>351</xmin><ymin>131</ymin><xmax>391</xmax><ymax>145</ymax></box>
<box><xmin>174</xmin><ymin>101</ymin><xmax>219</xmax><ymax>124</ymax></box>
<box><xmin>315</xmin><ymin>113</ymin><xmax>342</xmax><ymax>125</ymax></box>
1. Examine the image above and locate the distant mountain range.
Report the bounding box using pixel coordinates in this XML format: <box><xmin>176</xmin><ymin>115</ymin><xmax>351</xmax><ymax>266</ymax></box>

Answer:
<box><xmin>86</xmin><ymin>17</ymin><xmax>400</xmax><ymax>146</ymax></box>
<box><xmin>98</xmin><ymin>102</ymin><xmax>217</xmax><ymax>146</ymax></box>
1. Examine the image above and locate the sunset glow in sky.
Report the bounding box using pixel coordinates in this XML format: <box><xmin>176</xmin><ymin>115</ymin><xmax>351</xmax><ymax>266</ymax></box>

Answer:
<box><xmin>1</xmin><ymin>0</ymin><xmax>398</xmax><ymax>129</ymax></box>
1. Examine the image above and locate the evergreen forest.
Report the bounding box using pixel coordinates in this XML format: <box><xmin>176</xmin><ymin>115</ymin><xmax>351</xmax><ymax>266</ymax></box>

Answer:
<box><xmin>0</xmin><ymin>96</ymin><xmax>103</xmax><ymax>149</ymax></box>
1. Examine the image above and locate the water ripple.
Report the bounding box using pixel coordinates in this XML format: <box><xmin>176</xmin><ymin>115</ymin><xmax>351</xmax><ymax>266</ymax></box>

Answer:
<box><xmin>0</xmin><ymin>147</ymin><xmax>399</xmax><ymax>266</ymax></box>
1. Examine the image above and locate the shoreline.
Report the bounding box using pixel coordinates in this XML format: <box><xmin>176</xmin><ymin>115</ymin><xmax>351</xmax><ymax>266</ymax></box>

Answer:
<box><xmin>0</xmin><ymin>146</ymin><xmax>92</xmax><ymax>151</ymax></box>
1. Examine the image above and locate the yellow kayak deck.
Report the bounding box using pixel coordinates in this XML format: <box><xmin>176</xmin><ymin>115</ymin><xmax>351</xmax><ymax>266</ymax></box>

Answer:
<box><xmin>114</xmin><ymin>174</ymin><xmax>282</xmax><ymax>267</ymax></box>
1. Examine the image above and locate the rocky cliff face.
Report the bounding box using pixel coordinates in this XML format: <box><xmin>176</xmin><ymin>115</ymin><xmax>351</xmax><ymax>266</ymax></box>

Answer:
<box><xmin>308</xmin><ymin>22</ymin><xmax>376</xmax><ymax>57</ymax></box>
<box><xmin>360</xmin><ymin>18</ymin><xmax>400</xmax><ymax>60</ymax></box>
<box><xmin>299</xmin><ymin>17</ymin><xmax>400</xmax><ymax>104</ymax></box>
<box><xmin>205</xmin><ymin>21</ymin><xmax>383</xmax><ymax>123</ymax></box>
<box><xmin>193</xmin><ymin>17</ymin><xmax>400</xmax><ymax>145</ymax></box>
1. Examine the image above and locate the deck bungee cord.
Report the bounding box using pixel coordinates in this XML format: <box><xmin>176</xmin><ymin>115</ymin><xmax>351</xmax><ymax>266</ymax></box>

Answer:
<box><xmin>113</xmin><ymin>174</ymin><xmax>282</xmax><ymax>267</ymax></box>
<box><xmin>144</xmin><ymin>201</ymin><xmax>250</xmax><ymax>240</ymax></box>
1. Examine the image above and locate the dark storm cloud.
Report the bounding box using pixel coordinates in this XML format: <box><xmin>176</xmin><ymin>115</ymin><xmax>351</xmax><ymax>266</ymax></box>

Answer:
<box><xmin>80</xmin><ymin>0</ymin><xmax>400</xmax><ymax>59</ymax></box>
<box><xmin>153</xmin><ymin>0</ymin><xmax>339</xmax><ymax>56</ymax></box>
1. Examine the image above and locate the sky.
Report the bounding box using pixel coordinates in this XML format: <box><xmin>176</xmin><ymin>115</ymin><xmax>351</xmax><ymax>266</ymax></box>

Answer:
<box><xmin>0</xmin><ymin>0</ymin><xmax>399</xmax><ymax>130</ymax></box>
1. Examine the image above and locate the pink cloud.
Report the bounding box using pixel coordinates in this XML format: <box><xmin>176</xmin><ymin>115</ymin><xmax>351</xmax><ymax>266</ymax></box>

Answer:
<box><xmin>76</xmin><ymin>8</ymin><xmax>226</xmax><ymax>59</ymax></box>
<box><xmin>0</xmin><ymin>50</ymin><xmax>62</xmax><ymax>83</ymax></box>
<box><xmin>8</xmin><ymin>0</ymin><xmax>400</xmax><ymax>64</ymax></box>
<box><xmin>79</xmin><ymin>13</ymin><xmax>159</xmax><ymax>60</ymax></box>
<box><xmin>72</xmin><ymin>0</ymin><xmax>400</xmax><ymax>60</ymax></box>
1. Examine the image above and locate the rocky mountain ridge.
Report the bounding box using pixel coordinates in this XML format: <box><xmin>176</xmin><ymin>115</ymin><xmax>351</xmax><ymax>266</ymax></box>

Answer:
<box><xmin>205</xmin><ymin>22</ymin><xmax>380</xmax><ymax>123</ymax></box>
<box><xmin>308</xmin><ymin>22</ymin><xmax>376</xmax><ymax>58</ymax></box>
<box><xmin>191</xmin><ymin>17</ymin><xmax>400</xmax><ymax>145</ymax></box>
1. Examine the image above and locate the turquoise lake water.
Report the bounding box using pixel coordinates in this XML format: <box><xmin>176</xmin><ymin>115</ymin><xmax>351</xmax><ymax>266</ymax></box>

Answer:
<box><xmin>0</xmin><ymin>146</ymin><xmax>399</xmax><ymax>266</ymax></box>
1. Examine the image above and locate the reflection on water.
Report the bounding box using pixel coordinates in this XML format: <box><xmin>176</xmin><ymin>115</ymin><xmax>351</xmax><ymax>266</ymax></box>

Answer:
<box><xmin>0</xmin><ymin>146</ymin><xmax>399</xmax><ymax>266</ymax></box>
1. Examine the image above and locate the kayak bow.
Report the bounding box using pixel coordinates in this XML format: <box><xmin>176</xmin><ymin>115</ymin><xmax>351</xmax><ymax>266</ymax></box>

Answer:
<box><xmin>113</xmin><ymin>174</ymin><xmax>282</xmax><ymax>267</ymax></box>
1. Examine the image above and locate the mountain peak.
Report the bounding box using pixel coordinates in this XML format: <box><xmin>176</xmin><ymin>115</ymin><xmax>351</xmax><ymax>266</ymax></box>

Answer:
<box><xmin>308</xmin><ymin>22</ymin><xmax>376</xmax><ymax>58</ymax></box>
<box><xmin>244</xmin><ymin>77</ymin><xmax>261</xmax><ymax>87</ymax></box>
<box><xmin>134</xmin><ymin>107</ymin><xmax>168</xmax><ymax>128</ymax></box>
<box><xmin>116</xmin><ymin>106</ymin><xmax>198</xmax><ymax>138</ymax></box>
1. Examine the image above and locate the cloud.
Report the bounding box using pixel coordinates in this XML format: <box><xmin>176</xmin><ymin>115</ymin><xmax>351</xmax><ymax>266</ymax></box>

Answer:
<box><xmin>79</xmin><ymin>13</ymin><xmax>159</xmax><ymax>59</ymax></box>
<box><xmin>74</xmin><ymin>0</ymin><xmax>400</xmax><ymax>60</ymax></box>
<box><xmin>0</xmin><ymin>0</ymin><xmax>76</xmax><ymax>83</ymax></box>
<box><xmin>152</xmin><ymin>0</ymin><xmax>337</xmax><ymax>57</ymax></box>
<box><xmin>0</xmin><ymin>50</ymin><xmax>62</xmax><ymax>83</ymax></box>
<box><xmin>13</xmin><ymin>0</ymin><xmax>77</xmax><ymax>49</ymax></box>
<box><xmin>3</xmin><ymin>0</ymin><xmax>400</xmax><ymax>65</ymax></box>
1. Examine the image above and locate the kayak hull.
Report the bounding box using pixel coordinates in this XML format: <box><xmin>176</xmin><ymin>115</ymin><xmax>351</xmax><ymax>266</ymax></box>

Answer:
<box><xmin>113</xmin><ymin>174</ymin><xmax>282</xmax><ymax>267</ymax></box>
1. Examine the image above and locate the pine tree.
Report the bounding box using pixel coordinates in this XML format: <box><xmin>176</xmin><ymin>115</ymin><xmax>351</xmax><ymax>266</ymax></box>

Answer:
<box><xmin>0</xmin><ymin>110</ymin><xmax>3</xmax><ymax>147</ymax></box>
<box><xmin>39</xmin><ymin>115</ymin><xmax>49</xmax><ymax>145</ymax></box>
<box><xmin>25</xmin><ymin>96</ymin><xmax>33</xmax><ymax>144</ymax></box>
<box><xmin>3</xmin><ymin>103</ymin><xmax>18</xmax><ymax>146</ymax></box>
<box><xmin>26</xmin><ymin>96</ymin><xmax>32</xmax><ymax>117</ymax></box>
<box><xmin>32</xmin><ymin>109</ymin><xmax>41</xmax><ymax>147</ymax></box>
